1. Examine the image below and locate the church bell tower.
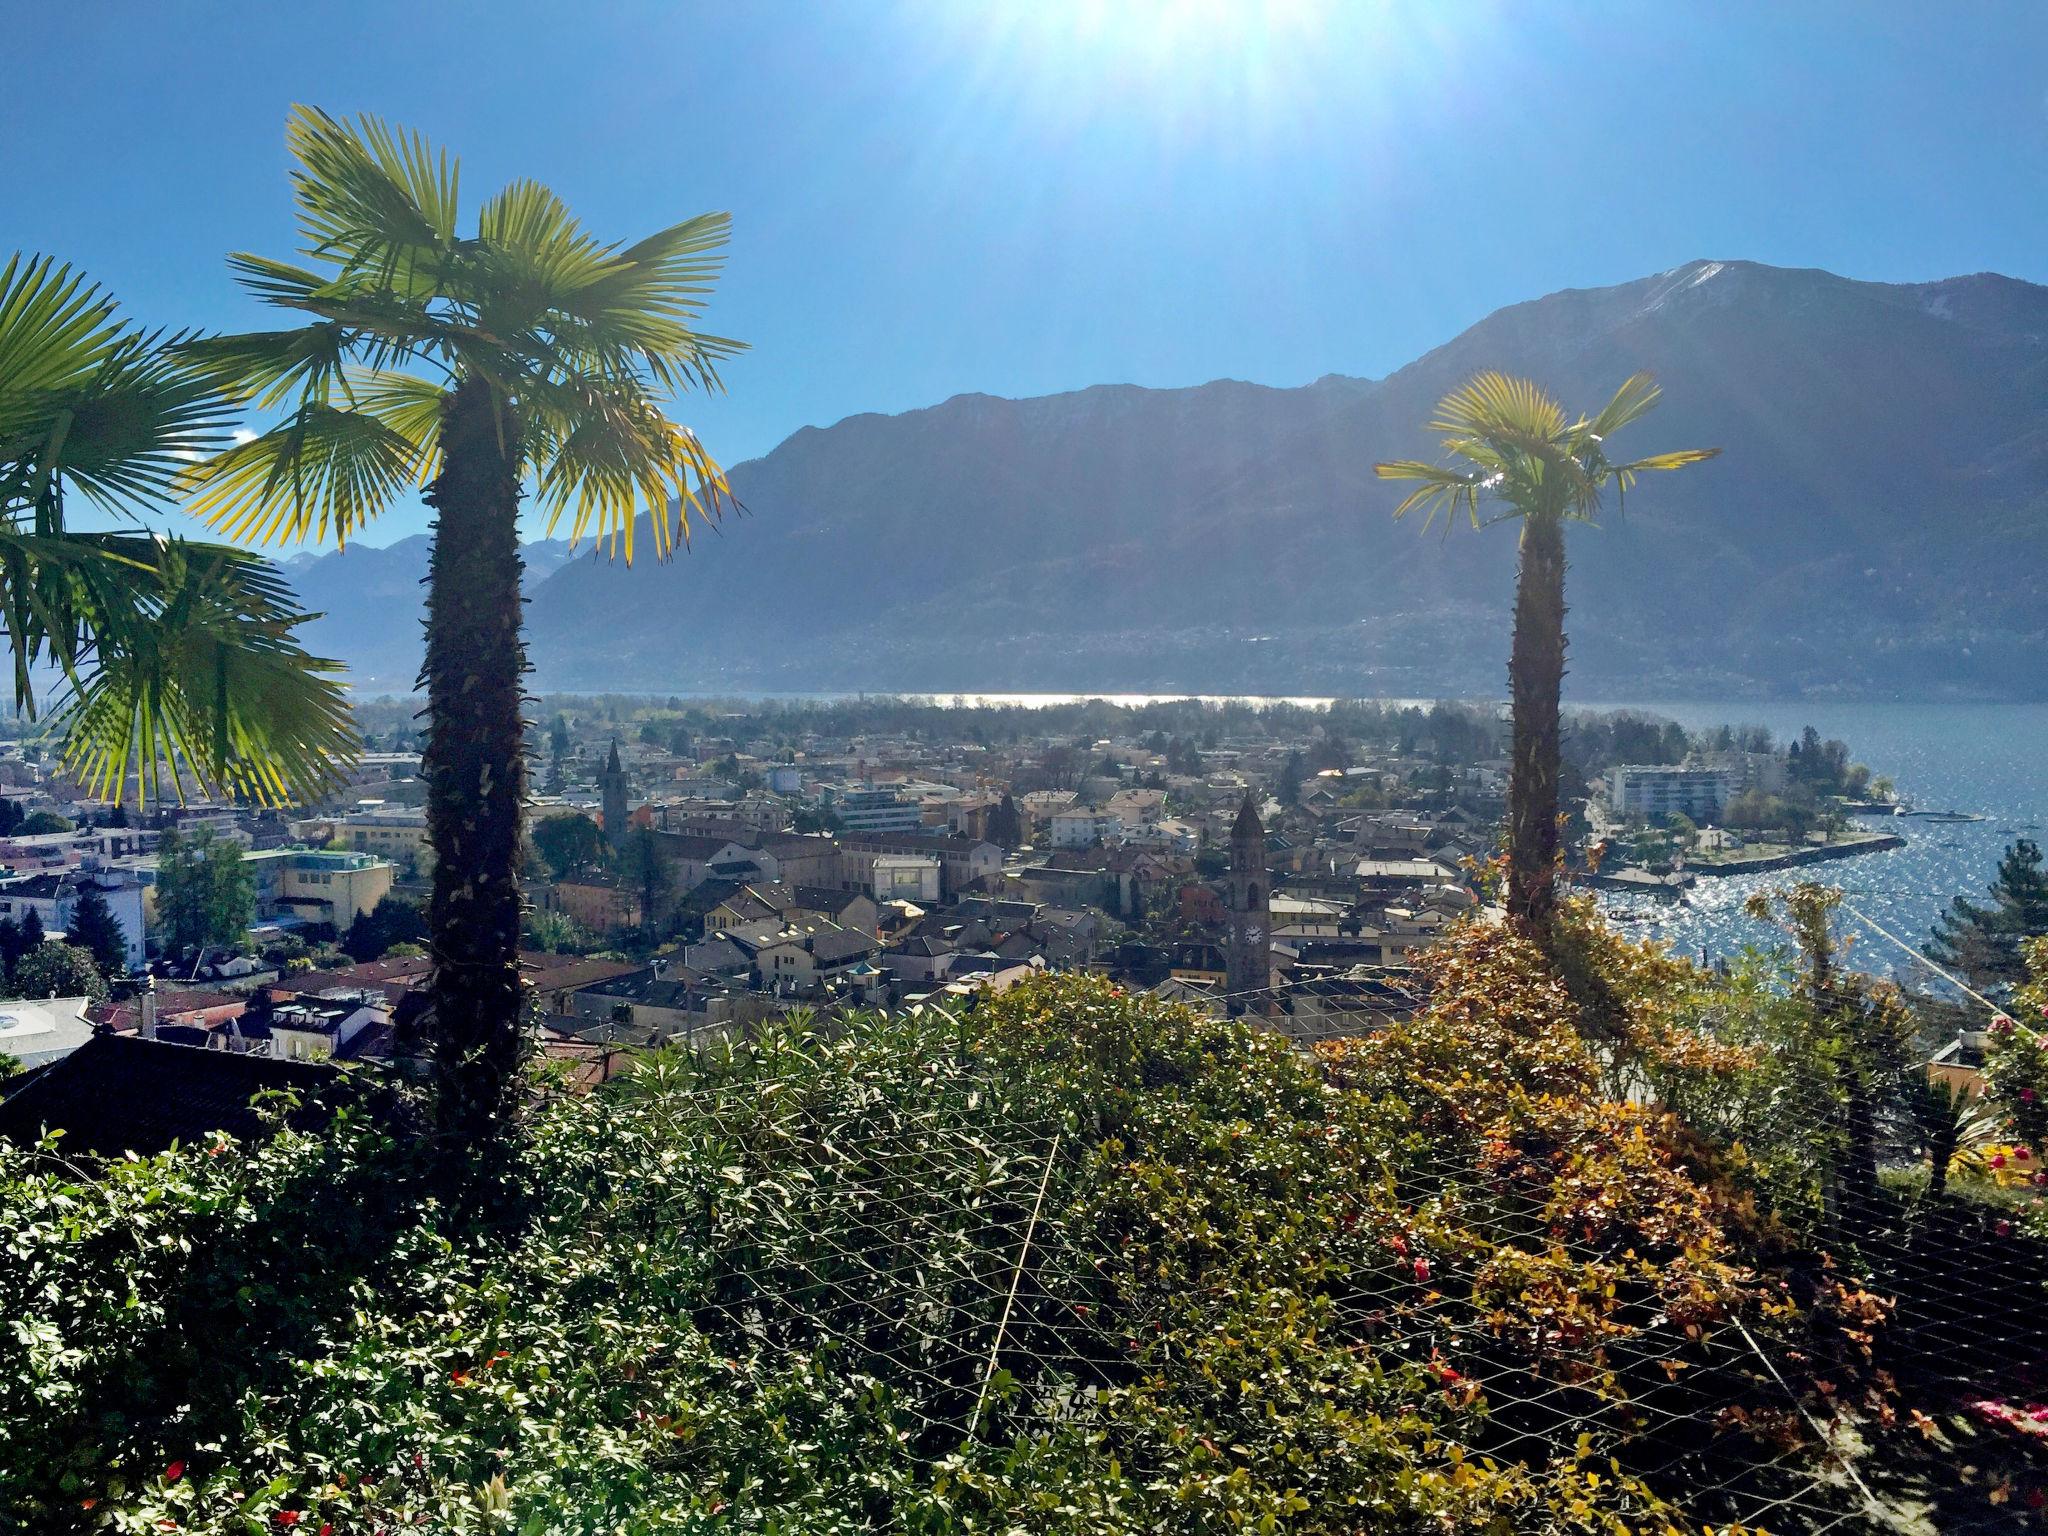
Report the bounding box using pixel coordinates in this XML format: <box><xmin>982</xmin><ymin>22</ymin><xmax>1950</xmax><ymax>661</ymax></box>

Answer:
<box><xmin>601</xmin><ymin>740</ymin><xmax>628</xmax><ymax>851</ymax></box>
<box><xmin>1225</xmin><ymin>792</ymin><xmax>1269</xmax><ymax>1014</ymax></box>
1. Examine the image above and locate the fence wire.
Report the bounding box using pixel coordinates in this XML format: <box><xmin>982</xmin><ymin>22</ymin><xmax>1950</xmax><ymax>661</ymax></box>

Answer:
<box><xmin>562</xmin><ymin>899</ymin><xmax>2048</xmax><ymax>1536</ymax></box>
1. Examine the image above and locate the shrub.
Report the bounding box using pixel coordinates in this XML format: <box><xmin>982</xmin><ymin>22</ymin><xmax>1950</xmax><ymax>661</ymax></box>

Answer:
<box><xmin>0</xmin><ymin>954</ymin><xmax>1912</xmax><ymax>1532</ymax></box>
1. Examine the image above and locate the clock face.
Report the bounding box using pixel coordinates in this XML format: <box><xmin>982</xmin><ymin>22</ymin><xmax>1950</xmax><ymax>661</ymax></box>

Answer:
<box><xmin>1244</xmin><ymin>922</ymin><xmax>1266</xmax><ymax>948</ymax></box>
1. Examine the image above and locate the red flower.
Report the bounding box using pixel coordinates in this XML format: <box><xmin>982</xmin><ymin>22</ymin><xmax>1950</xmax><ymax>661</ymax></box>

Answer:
<box><xmin>2019</xmin><ymin>1146</ymin><xmax>2033</xmax><ymax>1160</ymax></box>
<box><xmin>1992</xmin><ymin>1153</ymin><xmax>2008</xmax><ymax>1169</ymax></box>
<box><xmin>1413</xmin><ymin>1258</ymin><xmax>1431</xmax><ymax>1283</ymax></box>
<box><xmin>321</xmin><ymin>1525</ymin><xmax>333</xmax><ymax>1536</ymax></box>
<box><xmin>165</xmin><ymin>1461</ymin><xmax>185</xmax><ymax>1482</ymax></box>
<box><xmin>275</xmin><ymin>1515</ymin><xmax>301</xmax><ymax>1529</ymax></box>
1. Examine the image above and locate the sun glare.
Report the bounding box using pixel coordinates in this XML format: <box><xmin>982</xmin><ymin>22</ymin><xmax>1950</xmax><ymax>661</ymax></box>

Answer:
<box><xmin>919</xmin><ymin>0</ymin><xmax>1351</xmax><ymax>147</ymax></box>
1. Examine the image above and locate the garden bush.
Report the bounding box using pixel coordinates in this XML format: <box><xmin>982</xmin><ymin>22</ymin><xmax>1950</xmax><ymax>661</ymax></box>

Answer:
<box><xmin>0</xmin><ymin>919</ymin><xmax>2023</xmax><ymax>1532</ymax></box>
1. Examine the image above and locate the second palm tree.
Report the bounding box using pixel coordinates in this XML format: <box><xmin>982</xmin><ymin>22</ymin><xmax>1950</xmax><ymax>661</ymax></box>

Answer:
<box><xmin>1377</xmin><ymin>374</ymin><xmax>1716</xmax><ymax>937</ymax></box>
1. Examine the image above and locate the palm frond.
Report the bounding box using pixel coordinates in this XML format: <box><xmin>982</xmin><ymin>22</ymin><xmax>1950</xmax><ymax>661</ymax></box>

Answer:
<box><xmin>1382</xmin><ymin>370</ymin><xmax>1717</xmax><ymax>530</ymax></box>
<box><xmin>476</xmin><ymin>179</ymin><xmax>611</xmax><ymax>294</ymax></box>
<box><xmin>0</xmin><ymin>254</ymin><xmax>121</xmax><ymax>402</ymax></box>
<box><xmin>347</xmin><ymin>369</ymin><xmax>449</xmax><ymax>485</ymax></box>
<box><xmin>47</xmin><ymin>539</ymin><xmax>357</xmax><ymax>806</ymax></box>
<box><xmin>1429</xmin><ymin>372</ymin><xmax>1567</xmax><ymax>449</ymax></box>
<box><xmin>1373</xmin><ymin>460</ymin><xmax>1487</xmax><ymax>531</ymax></box>
<box><xmin>525</xmin><ymin>373</ymin><xmax>734</xmax><ymax>558</ymax></box>
<box><xmin>1584</xmin><ymin>372</ymin><xmax>1664</xmax><ymax>442</ymax></box>
<box><xmin>0</xmin><ymin>257</ymin><xmax>237</xmax><ymax>522</ymax></box>
<box><xmin>565</xmin><ymin>212</ymin><xmax>745</xmax><ymax>389</ymax></box>
<box><xmin>178</xmin><ymin>323</ymin><xmax>353</xmax><ymax>409</ymax></box>
<box><xmin>1606</xmin><ymin>446</ymin><xmax>1721</xmax><ymax>512</ymax></box>
<box><xmin>1608</xmin><ymin>448</ymin><xmax>1722</xmax><ymax>474</ymax></box>
<box><xmin>182</xmin><ymin>400</ymin><xmax>424</xmax><ymax>546</ymax></box>
<box><xmin>286</xmin><ymin>104</ymin><xmax>458</xmax><ymax>277</ymax></box>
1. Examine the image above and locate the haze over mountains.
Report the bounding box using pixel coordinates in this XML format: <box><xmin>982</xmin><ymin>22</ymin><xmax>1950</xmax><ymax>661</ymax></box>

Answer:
<box><xmin>283</xmin><ymin>259</ymin><xmax>2048</xmax><ymax>701</ymax></box>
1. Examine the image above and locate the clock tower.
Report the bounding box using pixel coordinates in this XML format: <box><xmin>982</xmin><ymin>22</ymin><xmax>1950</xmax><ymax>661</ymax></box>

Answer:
<box><xmin>1225</xmin><ymin>792</ymin><xmax>1270</xmax><ymax>1014</ymax></box>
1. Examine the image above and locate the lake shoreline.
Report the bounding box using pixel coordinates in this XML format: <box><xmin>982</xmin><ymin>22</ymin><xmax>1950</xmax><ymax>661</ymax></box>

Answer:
<box><xmin>1685</xmin><ymin>832</ymin><xmax>1907</xmax><ymax>878</ymax></box>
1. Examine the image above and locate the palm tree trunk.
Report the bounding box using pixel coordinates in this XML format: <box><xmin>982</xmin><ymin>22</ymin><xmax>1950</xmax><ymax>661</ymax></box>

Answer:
<box><xmin>1507</xmin><ymin>511</ymin><xmax>1566</xmax><ymax>935</ymax></box>
<box><xmin>420</xmin><ymin>374</ymin><xmax>530</xmax><ymax>1159</ymax></box>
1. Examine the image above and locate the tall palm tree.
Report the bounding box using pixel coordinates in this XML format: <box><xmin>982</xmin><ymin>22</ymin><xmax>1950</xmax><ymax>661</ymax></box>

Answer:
<box><xmin>0</xmin><ymin>252</ymin><xmax>353</xmax><ymax>806</ymax></box>
<box><xmin>180</xmin><ymin>107</ymin><xmax>741</xmax><ymax>1154</ymax></box>
<box><xmin>1376</xmin><ymin>374</ymin><xmax>1716</xmax><ymax>936</ymax></box>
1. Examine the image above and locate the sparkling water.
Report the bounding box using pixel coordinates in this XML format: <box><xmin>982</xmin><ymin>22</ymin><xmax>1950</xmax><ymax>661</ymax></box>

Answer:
<box><xmin>1581</xmin><ymin>701</ymin><xmax>2048</xmax><ymax>980</ymax></box>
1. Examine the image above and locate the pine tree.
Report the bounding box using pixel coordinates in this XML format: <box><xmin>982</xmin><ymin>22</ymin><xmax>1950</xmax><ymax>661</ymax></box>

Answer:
<box><xmin>1928</xmin><ymin>838</ymin><xmax>2048</xmax><ymax>994</ymax></box>
<box><xmin>65</xmin><ymin>883</ymin><xmax>128</xmax><ymax>977</ymax></box>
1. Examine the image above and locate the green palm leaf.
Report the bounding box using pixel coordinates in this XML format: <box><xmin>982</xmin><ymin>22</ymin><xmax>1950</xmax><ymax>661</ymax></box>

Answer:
<box><xmin>182</xmin><ymin>400</ymin><xmax>426</xmax><ymax>546</ymax></box>
<box><xmin>47</xmin><ymin>538</ymin><xmax>356</xmax><ymax>805</ymax></box>
<box><xmin>287</xmin><ymin>104</ymin><xmax>458</xmax><ymax>276</ymax></box>
<box><xmin>1377</xmin><ymin>370</ymin><xmax>1715</xmax><ymax>529</ymax></box>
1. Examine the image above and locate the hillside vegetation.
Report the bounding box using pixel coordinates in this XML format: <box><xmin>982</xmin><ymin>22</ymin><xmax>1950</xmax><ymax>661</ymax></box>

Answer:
<box><xmin>9</xmin><ymin>910</ymin><xmax>2047</xmax><ymax>1533</ymax></box>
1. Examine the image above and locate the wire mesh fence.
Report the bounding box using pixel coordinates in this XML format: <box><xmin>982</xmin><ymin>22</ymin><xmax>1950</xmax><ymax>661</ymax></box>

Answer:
<box><xmin>552</xmin><ymin>892</ymin><xmax>2048</xmax><ymax>1535</ymax></box>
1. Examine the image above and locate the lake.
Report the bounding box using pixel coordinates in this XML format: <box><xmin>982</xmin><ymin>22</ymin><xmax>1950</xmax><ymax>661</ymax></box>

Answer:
<box><xmin>1583</xmin><ymin>701</ymin><xmax>2048</xmax><ymax>981</ymax></box>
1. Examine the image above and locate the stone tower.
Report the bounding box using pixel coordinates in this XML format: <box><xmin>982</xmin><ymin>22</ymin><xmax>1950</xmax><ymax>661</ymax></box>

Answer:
<box><xmin>601</xmin><ymin>740</ymin><xmax>628</xmax><ymax>851</ymax></box>
<box><xmin>1224</xmin><ymin>792</ymin><xmax>1269</xmax><ymax>1014</ymax></box>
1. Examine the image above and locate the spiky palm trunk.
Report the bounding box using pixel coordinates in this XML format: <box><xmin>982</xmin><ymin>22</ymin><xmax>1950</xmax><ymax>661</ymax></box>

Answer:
<box><xmin>420</xmin><ymin>375</ymin><xmax>530</xmax><ymax>1157</ymax></box>
<box><xmin>1506</xmin><ymin>511</ymin><xmax>1566</xmax><ymax>935</ymax></box>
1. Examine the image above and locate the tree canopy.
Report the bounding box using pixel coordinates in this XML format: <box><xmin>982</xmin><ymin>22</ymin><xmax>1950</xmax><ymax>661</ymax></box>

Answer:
<box><xmin>63</xmin><ymin>882</ymin><xmax>128</xmax><ymax>977</ymax></box>
<box><xmin>1929</xmin><ymin>837</ymin><xmax>2048</xmax><ymax>994</ymax></box>
<box><xmin>154</xmin><ymin>825</ymin><xmax>256</xmax><ymax>955</ymax></box>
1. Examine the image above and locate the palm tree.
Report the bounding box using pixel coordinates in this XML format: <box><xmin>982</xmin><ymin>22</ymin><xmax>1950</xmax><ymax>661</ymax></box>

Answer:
<box><xmin>0</xmin><ymin>253</ymin><xmax>354</xmax><ymax>805</ymax></box>
<box><xmin>1376</xmin><ymin>374</ymin><xmax>1716</xmax><ymax>935</ymax></box>
<box><xmin>180</xmin><ymin>107</ymin><xmax>741</xmax><ymax>1155</ymax></box>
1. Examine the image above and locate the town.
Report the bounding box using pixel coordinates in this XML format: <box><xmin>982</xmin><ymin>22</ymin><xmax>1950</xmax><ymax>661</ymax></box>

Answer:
<box><xmin>5</xmin><ymin>14</ymin><xmax>2045</xmax><ymax>1531</ymax></box>
<box><xmin>0</xmin><ymin>694</ymin><xmax>1900</xmax><ymax>1086</ymax></box>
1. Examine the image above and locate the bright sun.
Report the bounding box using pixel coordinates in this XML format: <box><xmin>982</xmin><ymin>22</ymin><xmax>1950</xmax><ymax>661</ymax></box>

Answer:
<box><xmin>922</xmin><ymin>0</ymin><xmax>1344</xmax><ymax>140</ymax></box>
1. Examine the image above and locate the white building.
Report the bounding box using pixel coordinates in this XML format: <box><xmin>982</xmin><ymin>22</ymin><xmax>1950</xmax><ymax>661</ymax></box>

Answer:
<box><xmin>828</xmin><ymin>786</ymin><xmax>924</xmax><ymax>833</ymax></box>
<box><xmin>1050</xmin><ymin>807</ymin><xmax>1121</xmax><ymax>848</ymax></box>
<box><xmin>1607</xmin><ymin>765</ymin><xmax>1733</xmax><ymax>822</ymax></box>
<box><xmin>0</xmin><ymin>864</ymin><xmax>148</xmax><ymax>969</ymax></box>
<box><xmin>868</xmin><ymin>853</ymin><xmax>942</xmax><ymax>904</ymax></box>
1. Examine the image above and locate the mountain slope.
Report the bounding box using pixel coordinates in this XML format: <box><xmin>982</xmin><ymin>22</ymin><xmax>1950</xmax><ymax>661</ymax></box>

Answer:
<box><xmin>290</xmin><ymin>260</ymin><xmax>2048</xmax><ymax>699</ymax></box>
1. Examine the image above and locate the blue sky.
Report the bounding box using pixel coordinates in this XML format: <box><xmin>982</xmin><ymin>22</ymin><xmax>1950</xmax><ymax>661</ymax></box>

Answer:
<box><xmin>6</xmin><ymin>0</ymin><xmax>2044</xmax><ymax>545</ymax></box>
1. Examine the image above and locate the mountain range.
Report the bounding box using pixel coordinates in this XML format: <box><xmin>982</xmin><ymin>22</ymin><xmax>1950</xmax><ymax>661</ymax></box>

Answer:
<box><xmin>279</xmin><ymin>259</ymin><xmax>2048</xmax><ymax>701</ymax></box>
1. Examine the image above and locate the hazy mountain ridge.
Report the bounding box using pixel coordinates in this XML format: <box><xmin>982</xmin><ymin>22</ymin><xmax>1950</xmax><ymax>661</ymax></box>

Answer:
<box><xmin>284</xmin><ymin>260</ymin><xmax>2048</xmax><ymax>699</ymax></box>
